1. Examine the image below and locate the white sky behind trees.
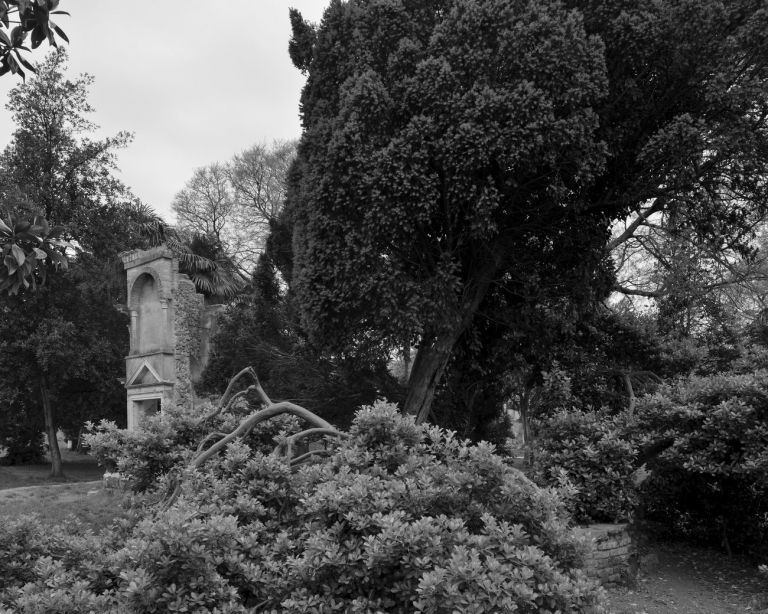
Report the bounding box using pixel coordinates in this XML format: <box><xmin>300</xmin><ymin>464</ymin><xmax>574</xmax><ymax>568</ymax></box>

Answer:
<box><xmin>0</xmin><ymin>1</ymin><xmax>327</xmax><ymax>222</ymax></box>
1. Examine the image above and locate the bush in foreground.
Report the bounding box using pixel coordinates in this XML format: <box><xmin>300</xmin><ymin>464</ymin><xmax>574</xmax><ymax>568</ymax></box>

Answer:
<box><xmin>1</xmin><ymin>402</ymin><xmax>605</xmax><ymax>613</ymax></box>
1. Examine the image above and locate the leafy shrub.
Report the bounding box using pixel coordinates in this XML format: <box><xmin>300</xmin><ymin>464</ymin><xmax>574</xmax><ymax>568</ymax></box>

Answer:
<box><xmin>0</xmin><ymin>515</ymin><xmax>114</xmax><ymax>603</ymax></box>
<box><xmin>85</xmin><ymin>399</ymin><xmax>300</xmax><ymax>492</ymax></box>
<box><xmin>637</xmin><ymin>371</ymin><xmax>768</xmax><ymax>558</ymax></box>
<box><xmin>2</xmin><ymin>402</ymin><xmax>606</xmax><ymax>613</ymax></box>
<box><xmin>531</xmin><ymin>409</ymin><xmax>639</xmax><ymax>524</ymax></box>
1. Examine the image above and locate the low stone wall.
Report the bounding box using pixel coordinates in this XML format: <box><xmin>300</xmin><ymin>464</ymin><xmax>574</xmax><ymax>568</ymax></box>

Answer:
<box><xmin>575</xmin><ymin>523</ymin><xmax>636</xmax><ymax>587</ymax></box>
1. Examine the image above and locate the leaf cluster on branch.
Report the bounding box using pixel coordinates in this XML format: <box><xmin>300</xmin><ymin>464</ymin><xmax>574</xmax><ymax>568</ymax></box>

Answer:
<box><xmin>0</xmin><ymin>213</ymin><xmax>68</xmax><ymax>294</ymax></box>
<box><xmin>0</xmin><ymin>0</ymin><xmax>68</xmax><ymax>80</ymax></box>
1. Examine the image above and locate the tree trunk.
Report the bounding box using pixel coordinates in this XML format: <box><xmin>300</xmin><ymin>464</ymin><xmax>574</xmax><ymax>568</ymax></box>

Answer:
<box><xmin>403</xmin><ymin>330</ymin><xmax>459</xmax><ymax>423</ymax></box>
<box><xmin>404</xmin><ymin>262</ymin><xmax>497</xmax><ymax>423</ymax></box>
<box><xmin>39</xmin><ymin>375</ymin><xmax>63</xmax><ymax>478</ymax></box>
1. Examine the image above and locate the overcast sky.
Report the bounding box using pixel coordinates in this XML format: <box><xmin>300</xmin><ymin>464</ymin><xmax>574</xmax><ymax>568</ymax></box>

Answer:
<box><xmin>0</xmin><ymin>1</ymin><xmax>328</xmax><ymax>222</ymax></box>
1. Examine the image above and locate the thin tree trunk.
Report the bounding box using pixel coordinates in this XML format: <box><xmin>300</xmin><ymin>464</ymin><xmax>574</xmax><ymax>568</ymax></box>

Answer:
<box><xmin>520</xmin><ymin>386</ymin><xmax>534</xmax><ymax>467</ymax></box>
<box><xmin>401</xmin><ymin>345</ymin><xmax>412</xmax><ymax>385</ymax></box>
<box><xmin>622</xmin><ymin>371</ymin><xmax>636</xmax><ymax>416</ymax></box>
<box><xmin>40</xmin><ymin>374</ymin><xmax>63</xmax><ymax>478</ymax></box>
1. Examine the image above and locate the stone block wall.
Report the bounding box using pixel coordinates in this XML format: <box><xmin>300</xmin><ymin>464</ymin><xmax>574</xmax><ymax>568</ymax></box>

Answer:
<box><xmin>172</xmin><ymin>275</ymin><xmax>203</xmax><ymax>409</ymax></box>
<box><xmin>574</xmin><ymin>523</ymin><xmax>636</xmax><ymax>587</ymax></box>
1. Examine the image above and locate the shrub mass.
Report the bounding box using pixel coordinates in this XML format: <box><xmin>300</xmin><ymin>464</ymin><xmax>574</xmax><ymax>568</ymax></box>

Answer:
<box><xmin>1</xmin><ymin>402</ymin><xmax>605</xmax><ymax>613</ymax></box>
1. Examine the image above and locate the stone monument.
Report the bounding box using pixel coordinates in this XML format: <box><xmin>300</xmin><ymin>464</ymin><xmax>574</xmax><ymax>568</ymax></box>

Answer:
<box><xmin>120</xmin><ymin>246</ymin><xmax>221</xmax><ymax>430</ymax></box>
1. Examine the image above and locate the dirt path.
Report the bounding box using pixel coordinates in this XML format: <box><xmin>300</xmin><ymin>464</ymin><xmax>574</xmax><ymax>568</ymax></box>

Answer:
<box><xmin>606</xmin><ymin>542</ymin><xmax>768</xmax><ymax>613</ymax></box>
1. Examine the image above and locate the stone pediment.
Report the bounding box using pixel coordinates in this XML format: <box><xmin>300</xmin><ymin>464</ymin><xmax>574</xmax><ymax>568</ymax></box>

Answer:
<box><xmin>127</xmin><ymin>361</ymin><xmax>162</xmax><ymax>387</ymax></box>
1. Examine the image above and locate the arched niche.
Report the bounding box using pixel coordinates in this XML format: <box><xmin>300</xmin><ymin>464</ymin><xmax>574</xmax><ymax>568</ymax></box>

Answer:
<box><xmin>131</xmin><ymin>272</ymin><xmax>167</xmax><ymax>353</ymax></box>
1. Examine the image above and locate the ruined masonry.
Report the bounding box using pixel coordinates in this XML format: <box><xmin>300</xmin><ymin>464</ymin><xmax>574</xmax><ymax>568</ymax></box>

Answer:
<box><xmin>574</xmin><ymin>523</ymin><xmax>637</xmax><ymax>587</ymax></box>
<box><xmin>121</xmin><ymin>246</ymin><xmax>221</xmax><ymax>430</ymax></box>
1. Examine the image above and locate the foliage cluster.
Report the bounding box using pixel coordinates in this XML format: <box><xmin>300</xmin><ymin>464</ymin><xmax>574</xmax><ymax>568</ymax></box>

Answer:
<box><xmin>0</xmin><ymin>214</ymin><xmax>68</xmax><ymax>295</ymax></box>
<box><xmin>0</xmin><ymin>515</ymin><xmax>111</xmax><ymax>601</ymax></box>
<box><xmin>199</xmin><ymin>252</ymin><xmax>403</xmax><ymax>428</ymax></box>
<box><xmin>283</xmin><ymin>0</ymin><xmax>768</xmax><ymax>424</ymax></box>
<box><xmin>85</xmin><ymin>399</ymin><xmax>300</xmax><ymax>493</ymax></box>
<box><xmin>531</xmin><ymin>408</ymin><xmax>638</xmax><ymax>524</ymax></box>
<box><xmin>637</xmin><ymin>371</ymin><xmax>768</xmax><ymax>558</ymax></box>
<box><xmin>0</xmin><ymin>0</ymin><xmax>68</xmax><ymax>81</ymax></box>
<box><xmin>0</xmin><ymin>270</ymin><xmax>129</xmax><ymax>464</ymax></box>
<box><xmin>2</xmin><ymin>403</ymin><xmax>606</xmax><ymax>613</ymax></box>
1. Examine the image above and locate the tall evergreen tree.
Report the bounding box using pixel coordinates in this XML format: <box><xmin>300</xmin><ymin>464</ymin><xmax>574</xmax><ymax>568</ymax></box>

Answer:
<box><xmin>286</xmin><ymin>0</ymin><xmax>768</xmax><ymax>422</ymax></box>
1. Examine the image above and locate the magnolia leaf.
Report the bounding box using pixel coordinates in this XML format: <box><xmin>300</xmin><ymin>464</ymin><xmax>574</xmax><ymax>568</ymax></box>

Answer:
<box><xmin>33</xmin><ymin>247</ymin><xmax>47</xmax><ymax>260</ymax></box>
<box><xmin>51</xmin><ymin>22</ymin><xmax>67</xmax><ymax>43</ymax></box>
<box><xmin>13</xmin><ymin>49</ymin><xmax>36</xmax><ymax>73</ymax></box>
<box><xmin>10</xmin><ymin>243</ymin><xmax>25</xmax><ymax>266</ymax></box>
<box><xmin>13</xmin><ymin>220</ymin><xmax>30</xmax><ymax>234</ymax></box>
<box><xmin>10</xmin><ymin>25</ymin><xmax>25</xmax><ymax>46</ymax></box>
<box><xmin>0</xmin><ymin>26</ymin><xmax>10</xmax><ymax>47</ymax></box>
<box><xmin>0</xmin><ymin>218</ymin><xmax>12</xmax><ymax>235</ymax></box>
<box><xmin>31</xmin><ymin>22</ymin><xmax>45</xmax><ymax>49</ymax></box>
<box><xmin>4</xmin><ymin>253</ymin><xmax>18</xmax><ymax>275</ymax></box>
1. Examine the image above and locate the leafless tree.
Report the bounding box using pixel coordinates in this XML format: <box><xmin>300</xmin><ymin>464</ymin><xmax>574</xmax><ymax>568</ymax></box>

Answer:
<box><xmin>171</xmin><ymin>140</ymin><xmax>297</xmax><ymax>275</ymax></box>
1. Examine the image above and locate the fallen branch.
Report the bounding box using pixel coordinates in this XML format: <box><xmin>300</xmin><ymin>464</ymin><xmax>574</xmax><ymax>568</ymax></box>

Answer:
<box><xmin>192</xmin><ymin>402</ymin><xmax>335</xmax><ymax>470</ymax></box>
<box><xmin>196</xmin><ymin>367</ymin><xmax>273</xmax><ymax>426</ymax></box>
<box><xmin>290</xmin><ymin>449</ymin><xmax>333</xmax><ymax>469</ymax></box>
<box><xmin>274</xmin><ymin>427</ymin><xmax>349</xmax><ymax>458</ymax></box>
<box><xmin>195</xmin><ymin>431</ymin><xmax>227</xmax><ymax>454</ymax></box>
<box><xmin>163</xmin><ymin>369</ymin><xmax>345</xmax><ymax>510</ymax></box>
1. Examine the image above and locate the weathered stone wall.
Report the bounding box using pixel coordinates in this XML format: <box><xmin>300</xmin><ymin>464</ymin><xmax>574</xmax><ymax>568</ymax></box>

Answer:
<box><xmin>575</xmin><ymin>523</ymin><xmax>636</xmax><ymax>587</ymax></box>
<box><xmin>172</xmin><ymin>275</ymin><xmax>203</xmax><ymax>408</ymax></box>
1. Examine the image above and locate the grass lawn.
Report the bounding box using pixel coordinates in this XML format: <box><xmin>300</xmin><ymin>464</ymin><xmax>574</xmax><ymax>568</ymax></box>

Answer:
<box><xmin>0</xmin><ymin>446</ymin><xmax>134</xmax><ymax>531</ymax></box>
<box><xmin>0</xmin><ymin>481</ymin><xmax>134</xmax><ymax>531</ymax></box>
<box><xmin>0</xmin><ymin>446</ymin><xmax>104</xmax><ymax>490</ymax></box>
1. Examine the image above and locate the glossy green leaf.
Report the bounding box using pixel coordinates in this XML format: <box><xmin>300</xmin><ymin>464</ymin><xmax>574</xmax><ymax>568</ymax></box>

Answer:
<box><xmin>4</xmin><ymin>253</ymin><xmax>18</xmax><ymax>275</ymax></box>
<box><xmin>30</xmin><ymin>22</ymin><xmax>45</xmax><ymax>48</ymax></box>
<box><xmin>13</xmin><ymin>48</ymin><xmax>35</xmax><ymax>73</ymax></box>
<box><xmin>10</xmin><ymin>243</ymin><xmax>25</xmax><ymax>266</ymax></box>
<box><xmin>51</xmin><ymin>21</ymin><xmax>66</xmax><ymax>43</ymax></box>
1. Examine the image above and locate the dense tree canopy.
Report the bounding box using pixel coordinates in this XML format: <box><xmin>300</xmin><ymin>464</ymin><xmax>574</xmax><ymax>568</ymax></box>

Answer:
<box><xmin>286</xmin><ymin>0</ymin><xmax>768</xmax><ymax>423</ymax></box>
